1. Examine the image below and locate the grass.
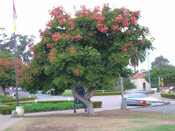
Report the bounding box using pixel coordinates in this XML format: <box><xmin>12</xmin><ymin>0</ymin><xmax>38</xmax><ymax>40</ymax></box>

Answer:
<box><xmin>62</xmin><ymin>89</ymin><xmax>122</xmax><ymax>96</ymax></box>
<box><xmin>6</xmin><ymin>110</ymin><xmax>175</xmax><ymax>131</ymax></box>
<box><xmin>62</xmin><ymin>90</ymin><xmax>73</xmax><ymax>96</ymax></box>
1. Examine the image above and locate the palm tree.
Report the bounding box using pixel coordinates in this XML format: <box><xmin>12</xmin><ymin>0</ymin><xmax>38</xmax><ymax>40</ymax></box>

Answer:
<box><xmin>130</xmin><ymin>50</ymin><xmax>146</xmax><ymax>73</ymax></box>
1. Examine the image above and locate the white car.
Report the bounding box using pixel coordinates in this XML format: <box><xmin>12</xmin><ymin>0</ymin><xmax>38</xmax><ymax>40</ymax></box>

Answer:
<box><xmin>124</xmin><ymin>93</ymin><xmax>159</xmax><ymax>106</ymax></box>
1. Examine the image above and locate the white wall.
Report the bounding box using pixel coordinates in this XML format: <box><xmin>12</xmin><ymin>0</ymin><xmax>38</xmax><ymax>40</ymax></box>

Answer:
<box><xmin>130</xmin><ymin>78</ymin><xmax>149</xmax><ymax>90</ymax></box>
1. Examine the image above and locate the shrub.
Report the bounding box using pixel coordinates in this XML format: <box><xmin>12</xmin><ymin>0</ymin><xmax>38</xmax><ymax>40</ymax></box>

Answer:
<box><xmin>1</xmin><ymin>101</ymin><xmax>102</xmax><ymax>114</ymax></box>
<box><xmin>161</xmin><ymin>92</ymin><xmax>175</xmax><ymax>99</ymax></box>
<box><xmin>1</xmin><ymin>96</ymin><xmax>37</xmax><ymax>104</ymax></box>
<box><xmin>95</xmin><ymin>91</ymin><xmax>121</xmax><ymax>96</ymax></box>
<box><xmin>0</xmin><ymin>105</ymin><xmax>13</xmax><ymax>115</ymax></box>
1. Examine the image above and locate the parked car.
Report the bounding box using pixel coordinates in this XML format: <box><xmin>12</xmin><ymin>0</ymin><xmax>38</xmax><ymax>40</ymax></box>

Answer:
<box><xmin>124</xmin><ymin>93</ymin><xmax>159</xmax><ymax>106</ymax></box>
<box><xmin>166</xmin><ymin>86</ymin><xmax>175</xmax><ymax>93</ymax></box>
<box><xmin>125</xmin><ymin>89</ymin><xmax>147</xmax><ymax>94</ymax></box>
<box><xmin>10</xmin><ymin>91</ymin><xmax>16</xmax><ymax>96</ymax></box>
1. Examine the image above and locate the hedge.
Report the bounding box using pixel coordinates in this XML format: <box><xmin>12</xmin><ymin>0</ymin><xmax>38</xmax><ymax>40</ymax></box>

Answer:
<box><xmin>0</xmin><ymin>101</ymin><xmax>102</xmax><ymax>115</ymax></box>
<box><xmin>1</xmin><ymin>96</ymin><xmax>37</xmax><ymax>104</ymax></box>
<box><xmin>0</xmin><ymin>105</ymin><xmax>13</xmax><ymax>115</ymax></box>
<box><xmin>161</xmin><ymin>92</ymin><xmax>175</xmax><ymax>99</ymax></box>
<box><xmin>94</xmin><ymin>91</ymin><xmax>121</xmax><ymax>96</ymax></box>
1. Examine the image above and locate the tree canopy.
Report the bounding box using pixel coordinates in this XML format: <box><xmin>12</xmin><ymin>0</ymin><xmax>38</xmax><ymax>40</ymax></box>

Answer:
<box><xmin>0</xmin><ymin>50</ymin><xmax>24</xmax><ymax>97</ymax></box>
<box><xmin>22</xmin><ymin>5</ymin><xmax>153</xmax><ymax>115</ymax></box>
<box><xmin>0</xmin><ymin>32</ymin><xmax>35</xmax><ymax>63</ymax></box>
<box><xmin>151</xmin><ymin>55</ymin><xmax>173</xmax><ymax>68</ymax></box>
<box><xmin>145</xmin><ymin>66</ymin><xmax>175</xmax><ymax>87</ymax></box>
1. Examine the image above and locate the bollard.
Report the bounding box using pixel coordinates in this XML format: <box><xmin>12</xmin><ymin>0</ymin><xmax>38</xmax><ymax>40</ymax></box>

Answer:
<box><xmin>163</xmin><ymin>99</ymin><xmax>165</xmax><ymax>114</ymax></box>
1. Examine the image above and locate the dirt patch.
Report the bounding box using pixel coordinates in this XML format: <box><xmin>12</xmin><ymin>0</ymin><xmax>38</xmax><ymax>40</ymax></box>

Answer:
<box><xmin>7</xmin><ymin>109</ymin><xmax>172</xmax><ymax>131</ymax></box>
<box><xmin>25</xmin><ymin>109</ymin><xmax>156</xmax><ymax>118</ymax></box>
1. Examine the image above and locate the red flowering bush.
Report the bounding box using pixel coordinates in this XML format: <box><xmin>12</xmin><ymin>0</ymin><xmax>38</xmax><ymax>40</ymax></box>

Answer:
<box><xmin>26</xmin><ymin>4</ymin><xmax>153</xmax><ymax>115</ymax></box>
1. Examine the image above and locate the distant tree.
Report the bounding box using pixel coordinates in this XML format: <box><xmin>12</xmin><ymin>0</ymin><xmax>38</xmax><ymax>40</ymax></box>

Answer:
<box><xmin>151</xmin><ymin>55</ymin><xmax>173</xmax><ymax>68</ymax></box>
<box><xmin>145</xmin><ymin>67</ymin><xmax>175</xmax><ymax>87</ymax></box>
<box><xmin>0</xmin><ymin>33</ymin><xmax>35</xmax><ymax>63</ymax></box>
<box><xmin>130</xmin><ymin>50</ymin><xmax>146</xmax><ymax>73</ymax></box>
<box><xmin>0</xmin><ymin>51</ymin><xmax>25</xmax><ymax>97</ymax></box>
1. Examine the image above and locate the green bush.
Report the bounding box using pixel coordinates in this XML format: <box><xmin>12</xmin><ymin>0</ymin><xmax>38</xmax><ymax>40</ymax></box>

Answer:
<box><xmin>1</xmin><ymin>96</ymin><xmax>37</xmax><ymax>104</ymax></box>
<box><xmin>161</xmin><ymin>92</ymin><xmax>175</xmax><ymax>99</ymax></box>
<box><xmin>95</xmin><ymin>91</ymin><xmax>121</xmax><ymax>96</ymax></box>
<box><xmin>0</xmin><ymin>105</ymin><xmax>13</xmax><ymax>115</ymax></box>
<box><xmin>1</xmin><ymin>101</ymin><xmax>102</xmax><ymax>115</ymax></box>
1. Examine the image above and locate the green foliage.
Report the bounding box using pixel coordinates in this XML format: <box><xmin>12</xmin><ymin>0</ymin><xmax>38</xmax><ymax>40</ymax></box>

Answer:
<box><xmin>151</xmin><ymin>55</ymin><xmax>174</xmax><ymax>68</ymax></box>
<box><xmin>1</xmin><ymin>101</ymin><xmax>102</xmax><ymax>114</ymax></box>
<box><xmin>94</xmin><ymin>91</ymin><xmax>121</xmax><ymax>96</ymax></box>
<box><xmin>23</xmin><ymin>5</ymin><xmax>153</xmax><ymax>96</ymax></box>
<box><xmin>161</xmin><ymin>92</ymin><xmax>175</xmax><ymax>99</ymax></box>
<box><xmin>0</xmin><ymin>34</ymin><xmax>35</xmax><ymax>63</ymax></box>
<box><xmin>123</xmin><ymin>78</ymin><xmax>136</xmax><ymax>90</ymax></box>
<box><xmin>145</xmin><ymin>67</ymin><xmax>175</xmax><ymax>87</ymax></box>
<box><xmin>0</xmin><ymin>105</ymin><xmax>13</xmax><ymax>114</ymax></box>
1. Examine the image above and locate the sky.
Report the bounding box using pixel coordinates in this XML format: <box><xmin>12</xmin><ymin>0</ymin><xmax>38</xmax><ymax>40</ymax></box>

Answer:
<box><xmin>0</xmin><ymin>0</ymin><xmax>175</xmax><ymax>70</ymax></box>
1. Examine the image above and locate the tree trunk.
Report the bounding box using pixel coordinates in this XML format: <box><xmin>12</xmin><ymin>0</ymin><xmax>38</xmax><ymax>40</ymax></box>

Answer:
<box><xmin>134</xmin><ymin>66</ymin><xmax>137</xmax><ymax>73</ymax></box>
<box><xmin>72</xmin><ymin>85</ymin><xmax>97</xmax><ymax>116</ymax></box>
<box><xmin>2</xmin><ymin>86</ymin><xmax>6</xmax><ymax>98</ymax></box>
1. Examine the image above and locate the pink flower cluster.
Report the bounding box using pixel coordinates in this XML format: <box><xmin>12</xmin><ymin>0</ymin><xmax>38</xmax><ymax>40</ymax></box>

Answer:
<box><xmin>121</xmin><ymin>41</ymin><xmax>135</xmax><ymax>52</ymax></box>
<box><xmin>57</xmin><ymin>15</ymin><xmax>65</xmax><ymax>25</ymax></box>
<box><xmin>39</xmin><ymin>29</ymin><xmax>45</xmax><ymax>40</ymax></box>
<box><xmin>131</xmin><ymin>16</ymin><xmax>137</xmax><ymax>25</ymax></box>
<box><xmin>132</xmin><ymin>11</ymin><xmax>140</xmax><ymax>17</ymax></box>
<box><xmin>102</xmin><ymin>3</ymin><xmax>109</xmax><ymax>10</ymax></box>
<box><xmin>75</xmin><ymin>5</ymin><xmax>90</xmax><ymax>17</ymax></box>
<box><xmin>76</xmin><ymin>35</ymin><xmax>83</xmax><ymax>40</ymax></box>
<box><xmin>112</xmin><ymin>25</ymin><xmax>120</xmax><ymax>31</ymax></box>
<box><xmin>120</xmin><ymin>8</ymin><xmax>129</xmax><ymax>15</ymax></box>
<box><xmin>92</xmin><ymin>13</ymin><xmax>108</xmax><ymax>33</ymax></box>
<box><xmin>52</xmin><ymin>32</ymin><xmax>61</xmax><ymax>41</ymax></box>
<box><xmin>50</xmin><ymin>6</ymin><xmax>63</xmax><ymax>17</ymax></box>
<box><xmin>46</xmin><ymin>20</ymin><xmax>52</xmax><ymax>27</ymax></box>
<box><xmin>96</xmin><ymin>23</ymin><xmax>108</xmax><ymax>33</ymax></box>
<box><xmin>47</xmin><ymin>43</ymin><xmax>54</xmax><ymax>48</ymax></box>
<box><xmin>115</xmin><ymin>15</ymin><xmax>129</xmax><ymax>28</ymax></box>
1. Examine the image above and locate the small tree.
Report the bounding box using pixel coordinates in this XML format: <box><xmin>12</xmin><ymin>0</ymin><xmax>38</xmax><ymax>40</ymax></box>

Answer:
<box><xmin>0</xmin><ymin>51</ymin><xmax>24</xmax><ymax>97</ymax></box>
<box><xmin>22</xmin><ymin>5</ymin><xmax>153</xmax><ymax>115</ymax></box>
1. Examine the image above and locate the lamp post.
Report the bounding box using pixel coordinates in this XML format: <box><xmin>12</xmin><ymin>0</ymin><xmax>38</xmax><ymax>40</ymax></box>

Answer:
<box><xmin>147</xmin><ymin>52</ymin><xmax>151</xmax><ymax>90</ymax></box>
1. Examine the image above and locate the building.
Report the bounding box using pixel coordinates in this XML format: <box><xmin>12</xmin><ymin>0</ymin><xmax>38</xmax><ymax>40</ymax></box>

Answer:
<box><xmin>130</xmin><ymin>73</ymin><xmax>149</xmax><ymax>90</ymax></box>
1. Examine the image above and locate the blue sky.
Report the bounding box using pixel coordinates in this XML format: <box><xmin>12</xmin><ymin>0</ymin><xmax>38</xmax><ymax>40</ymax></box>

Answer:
<box><xmin>0</xmin><ymin>0</ymin><xmax>175</xmax><ymax>70</ymax></box>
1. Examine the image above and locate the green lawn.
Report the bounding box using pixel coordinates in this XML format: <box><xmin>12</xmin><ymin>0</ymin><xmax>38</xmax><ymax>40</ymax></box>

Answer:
<box><xmin>62</xmin><ymin>90</ymin><xmax>73</xmax><ymax>96</ymax></box>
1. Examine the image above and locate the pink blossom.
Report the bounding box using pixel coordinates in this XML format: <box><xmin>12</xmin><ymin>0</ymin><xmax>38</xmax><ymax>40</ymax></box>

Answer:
<box><xmin>94</xmin><ymin>6</ymin><xmax>100</xmax><ymax>13</ymax></box>
<box><xmin>46</xmin><ymin>20</ymin><xmax>52</xmax><ymax>27</ymax></box>
<box><xmin>131</xmin><ymin>16</ymin><xmax>137</xmax><ymax>24</ymax></box>
<box><xmin>76</xmin><ymin>35</ymin><xmax>83</xmax><ymax>40</ymax></box>
<box><xmin>69</xmin><ymin>21</ymin><xmax>74</xmax><ymax>30</ymax></box>
<box><xmin>132</xmin><ymin>11</ymin><xmax>140</xmax><ymax>17</ymax></box>
<box><xmin>120</xmin><ymin>7</ymin><xmax>129</xmax><ymax>15</ymax></box>
<box><xmin>122</xmin><ymin>17</ymin><xmax>129</xmax><ymax>28</ymax></box>
<box><xmin>102</xmin><ymin>3</ymin><xmax>109</xmax><ymax>10</ymax></box>
<box><xmin>52</xmin><ymin>32</ymin><xmax>61</xmax><ymax>41</ymax></box>
<box><xmin>115</xmin><ymin>15</ymin><xmax>123</xmax><ymax>23</ymax></box>
<box><xmin>112</xmin><ymin>25</ymin><xmax>120</xmax><ymax>31</ymax></box>
<box><xmin>47</xmin><ymin>43</ymin><xmax>54</xmax><ymax>48</ymax></box>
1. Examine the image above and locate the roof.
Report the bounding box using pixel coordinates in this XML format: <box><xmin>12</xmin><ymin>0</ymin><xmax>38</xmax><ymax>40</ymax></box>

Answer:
<box><xmin>131</xmin><ymin>73</ymin><xmax>147</xmax><ymax>79</ymax></box>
